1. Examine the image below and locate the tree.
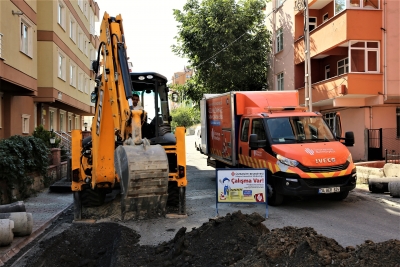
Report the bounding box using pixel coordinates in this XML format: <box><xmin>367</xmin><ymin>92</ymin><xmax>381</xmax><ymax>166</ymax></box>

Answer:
<box><xmin>173</xmin><ymin>0</ymin><xmax>271</xmax><ymax>103</ymax></box>
<box><xmin>170</xmin><ymin>106</ymin><xmax>200</xmax><ymax>132</ymax></box>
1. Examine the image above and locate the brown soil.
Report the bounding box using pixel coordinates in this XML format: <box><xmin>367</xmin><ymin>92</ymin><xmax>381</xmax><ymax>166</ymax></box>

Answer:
<box><xmin>13</xmin><ymin>210</ymin><xmax>400</xmax><ymax>267</ymax></box>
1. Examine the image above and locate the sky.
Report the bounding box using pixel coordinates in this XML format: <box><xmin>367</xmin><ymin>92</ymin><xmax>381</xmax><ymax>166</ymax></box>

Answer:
<box><xmin>95</xmin><ymin>0</ymin><xmax>189</xmax><ymax>83</ymax></box>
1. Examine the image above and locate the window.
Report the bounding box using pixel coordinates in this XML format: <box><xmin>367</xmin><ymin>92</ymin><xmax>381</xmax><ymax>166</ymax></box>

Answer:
<box><xmin>58</xmin><ymin>1</ymin><xmax>66</xmax><ymax>29</ymax></box>
<box><xmin>175</xmin><ymin>73</ymin><xmax>179</xmax><ymax>79</ymax></box>
<box><xmin>397</xmin><ymin>107</ymin><xmax>400</xmax><ymax>138</ymax></box>
<box><xmin>78</xmin><ymin>0</ymin><xmax>83</xmax><ymax>10</ymax></box>
<box><xmin>84</xmin><ymin>77</ymin><xmax>89</xmax><ymax>94</ymax></box>
<box><xmin>60</xmin><ymin>112</ymin><xmax>64</xmax><ymax>132</ymax></box>
<box><xmin>58</xmin><ymin>51</ymin><xmax>66</xmax><ymax>80</ymax></box>
<box><xmin>276</xmin><ymin>28</ymin><xmax>283</xmax><ymax>53</ymax></box>
<box><xmin>324</xmin><ymin>112</ymin><xmax>342</xmax><ymax>138</ymax></box>
<box><xmin>335</xmin><ymin>0</ymin><xmax>346</xmax><ymax>15</ymax></box>
<box><xmin>84</xmin><ymin>39</ymin><xmax>88</xmax><ymax>57</ymax></box>
<box><xmin>240</xmin><ymin>119</ymin><xmax>250</xmax><ymax>142</ymax></box>
<box><xmin>309</xmin><ymin>17</ymin><xmax>317</xmax><ymax>31</ymax></box>
<box><xmin>78</xmin><ymin>71</ymin><xmax>84</xmax><ymax>92</ymax></box>
<box><xmin>22</xmin><ymin>114</ymin><xmax>30</xmax><ymax>134</ymax></box>
<box><xmin>277</xmin><ymin>72</ymin><xmax>284</xmax><ymax>91</ymax></box>
<box><xmin>75</xmin><ymin>117</ymin><xmax>79</xmax><ymax>130</ymax></box>
<box><xmin>349</xmin><ymin>41</ymin><xmax>379</xmax><ymax>73</ymax></box>
<box><xmin>349</xmin><ymin>0</ymin><xmax>379</xmax><ymax>9</ymax></box>
<box><xmin>78</xmin><ymin>28</ymin><xmax>83</xmax><ymax>51</ymax></box>
<box><xmin>20</xmin><ymin>18</ymin><xmax>33</xmax><ymax>57</ymax></box>
<box><xmin>70</xmin><ymin>62</ymin><xmax>76</xmax><ymax>87</ymax></box>
<box><xmin>323</xmin><ymin>13</ymin><xmax>329</xmax><ymax>22</ymax></box>
<box><xmin>90</xmin><ymin>12</ymin><xmax>95</xmax><ymax>35</ymax></box>
<box><xmin>49</xmin><ymin>110</ymin><xmax>54</xmax><ymax>130</ymax></box>
<box><xmin>325</xmin><ymin>65</ymin><xmax>330</xmax><ymax>79</ymax></box>
<box><xmin>69</xmin><ymin>17</ymin><xmax>76</xmax><ymax>43</ymax></box>
<box><xmin>337</xmin><ymin>58</ymin><xmax>349</xmax><ymax>75</ymax></box>
<box><xmin>251</xmin><ymin>119</ymin><xmax>266</xmax><ymax>140</ymax></box>
<box><xmin>276</xmin><ymin>0</ymin><xmax>284</xmax><ymax>8</ymax></box>
<box><xmin>68</xmin><ymin>115</ymin><xmax>72</xmax><ymax>132</ymax></box>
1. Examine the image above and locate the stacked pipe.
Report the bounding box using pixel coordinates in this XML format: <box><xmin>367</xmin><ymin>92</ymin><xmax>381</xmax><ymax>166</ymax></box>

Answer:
<box><xmin>0</xmin><ymin>201</ymin><xmax>33</xmax><ymax>246</ymax></box>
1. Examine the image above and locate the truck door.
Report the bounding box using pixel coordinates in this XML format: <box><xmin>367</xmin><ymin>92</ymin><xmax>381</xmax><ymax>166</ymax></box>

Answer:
<box><xmin>238</xmin><ymin>118</ymin><xmax>250</xmax><ymax>167</ymax></box>
<box><xmin>249</xmin><ymin>119</ymin><xmax>268</xmax><ymax>166</ymax></box>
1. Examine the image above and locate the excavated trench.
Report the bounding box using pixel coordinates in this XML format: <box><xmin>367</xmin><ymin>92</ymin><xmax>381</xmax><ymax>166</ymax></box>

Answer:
<box><xmin>10</xmin><ymin>209</ymin><xmax>400</xmax><ymax>267</ymax></box>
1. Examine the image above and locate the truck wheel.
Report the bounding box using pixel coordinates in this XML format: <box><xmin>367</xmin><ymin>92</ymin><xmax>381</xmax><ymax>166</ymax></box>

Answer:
<box><xmin>267</xmin><ymin>184</ymin><xmax>284</xmax><ymax>206</ymax></box>
<box><xmin>81</xmin><ymin>188</ymin><xmax>106</xmax><ymax>207</ymax></box>
<box><xmin>331</xmin><ymin>190</ymin><xmax>349</xmax><ymax>201</ymax></box>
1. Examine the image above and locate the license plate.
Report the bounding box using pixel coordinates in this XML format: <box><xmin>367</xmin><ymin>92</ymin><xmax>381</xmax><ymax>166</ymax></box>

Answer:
<box><xmin>318</xmin><ymin>187</ymin><xmax>340</xmax><ymax>194</ymax></box>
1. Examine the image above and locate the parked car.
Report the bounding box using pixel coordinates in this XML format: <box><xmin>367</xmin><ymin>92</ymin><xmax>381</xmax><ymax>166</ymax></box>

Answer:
<box><xmin>194</xmin><ymin>126</ymin><xmax>202</xmax><ymax>152</ymax></box>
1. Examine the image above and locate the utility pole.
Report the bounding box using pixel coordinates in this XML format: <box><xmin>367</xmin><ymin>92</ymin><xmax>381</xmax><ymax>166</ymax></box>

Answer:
<box><xmin>295</xmin><ymin>0</ymin><xmax>312</xmax><ymax>111</ymax></box>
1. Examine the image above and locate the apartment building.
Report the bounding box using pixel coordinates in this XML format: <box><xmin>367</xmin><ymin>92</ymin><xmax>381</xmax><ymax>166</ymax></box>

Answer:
<box><xmin>0</xmin><ymin>0</ymin><xmax>99</xmax><ymax>140</ymax></box>
<box><xmin>171</xmin><ymin>67</ymin><xmax>193</xmax><ymax>86</ymax></box>
<box><xmin>266</xmin><ymin>0</ymin><xmax>400</xmax><ymax>162</ymax></box>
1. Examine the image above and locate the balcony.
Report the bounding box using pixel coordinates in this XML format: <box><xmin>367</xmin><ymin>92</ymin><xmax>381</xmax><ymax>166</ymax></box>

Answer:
<box><xmin>294</xmin><ymin>5</ymin><xmax>382</xmax><ymax>64</ymax></box>
<box><xmin>297</xmin><ymin>72</ymin><xmax>383</xmax><ymax>107</ymax></box>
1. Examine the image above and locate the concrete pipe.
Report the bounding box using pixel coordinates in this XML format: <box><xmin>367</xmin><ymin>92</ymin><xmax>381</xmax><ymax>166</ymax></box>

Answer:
<box><xmin>0</xmin><ymin>219</ymin><xmax>14</xmax><ymax>246</ymax></box>
<box><xmin>368</xmin><ymin>177</ymin><xmax>400</xmax><ymax>193</ymax></box>
<box><xmin>0</xmin><ymin>201</ymin><xmax>26</xmax><ymax>213</ymax></box>
<box><xmin>0</xmin><ymin>212</ymin><xmax>33</xmax><ymax>236</ymax></box>
<box><xmin>388</xmin><ymin>181</ymin><xmax>400</xmax><ymax>198</ymax></box>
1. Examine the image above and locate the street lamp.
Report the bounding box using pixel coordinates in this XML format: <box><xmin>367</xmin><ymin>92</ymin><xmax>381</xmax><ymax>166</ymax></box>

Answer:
<box><xmin>84</xmin><ymin>122</ymin><xmax>88</xmax><ymax>131</ymax></box>
<box><xmin>49</xmin><ymin>129</ymin><xmax>56</xmax><ymax>145</ymax></box>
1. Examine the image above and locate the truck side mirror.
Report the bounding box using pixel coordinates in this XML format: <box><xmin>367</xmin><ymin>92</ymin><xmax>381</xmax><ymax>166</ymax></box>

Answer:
<box><xmin>344</xmin><ymin>131</ymin><xmax>354</xmax><ymax>146</ymax></box>
<box><xmin>249</xmin><ymin>134</ymin><xmax>266</xmax><ymax>150</ymax></box>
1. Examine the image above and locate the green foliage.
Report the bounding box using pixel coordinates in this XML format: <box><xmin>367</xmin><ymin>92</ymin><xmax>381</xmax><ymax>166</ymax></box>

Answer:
<box><xmin>173</xmin><ymin>0</ymin><xmax>271</xmax><ymax>103</ymax></box>
<box><xmin>33</xmin><ymin>125</ymin><xmax>61</xmax><ymax>148</ymax></box>
<box><xmin>0</xmin><ymin>135</ymin><xmax>50</xmax><ymax>203</ymax></box>
<box><xmin>171</xmin><ymin>106</ymin><xmax>201</xmax><ymax>131</ymax></box>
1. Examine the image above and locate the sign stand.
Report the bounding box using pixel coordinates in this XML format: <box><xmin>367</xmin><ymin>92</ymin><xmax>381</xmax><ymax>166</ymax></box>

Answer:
<box><xmin>215</xmin><ymin>168</ymin><xmax>268</xmax><ymax>218</ymax></box>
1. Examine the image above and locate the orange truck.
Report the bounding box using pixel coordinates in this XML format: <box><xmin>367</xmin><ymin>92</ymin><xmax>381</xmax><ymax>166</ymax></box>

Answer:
<box><xmin>200</xmin><ymin>91</ymin><xmax>357</xmax><ymax>205</ymax></box>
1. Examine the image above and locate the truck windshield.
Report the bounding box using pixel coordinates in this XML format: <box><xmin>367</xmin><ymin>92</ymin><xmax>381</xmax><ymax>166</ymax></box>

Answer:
<box><xmin>266</xmin><ymin>116</ymin><xmax>335</xmax><ymax>143</ymax></box>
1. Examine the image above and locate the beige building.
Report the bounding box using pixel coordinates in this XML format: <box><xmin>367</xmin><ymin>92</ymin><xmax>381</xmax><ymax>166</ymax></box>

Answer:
<box><xmin>0</xmin><ymin>0</ymin><xmax>99</xmax><ymax>140</ymax></box>
<box><xmin>265</xmin><ymin>0</ymin><xmax>400</xmax><ymax>162</ymax></box>
<box><xmin>171</xmin><ymin>67</ymin><xmax>193</xmax><ymax>86</ymax></box>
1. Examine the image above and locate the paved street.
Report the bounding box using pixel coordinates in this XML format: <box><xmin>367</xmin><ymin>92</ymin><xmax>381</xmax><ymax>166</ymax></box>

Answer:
<box><xmin>126</xmin><ymin>135</ymin><xmax>400</xmax><ymax>248</ymax></box>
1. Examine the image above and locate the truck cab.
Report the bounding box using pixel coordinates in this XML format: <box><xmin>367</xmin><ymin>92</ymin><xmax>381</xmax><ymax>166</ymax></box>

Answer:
<box><xmin>241</xmin><ymin>112</ymin><xmax>356</xmax><ymax>205</ymax></box>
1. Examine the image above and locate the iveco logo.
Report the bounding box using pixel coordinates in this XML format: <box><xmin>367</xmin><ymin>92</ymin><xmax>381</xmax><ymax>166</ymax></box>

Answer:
<box><xmin>305</xmin><ymin>148</ymin><xmax>314</xmax><ymax>155</ymax></box>
<box><xmin>316</xmin><ymin>158</ymin><xmax>336</xmax><ymax>164</ymax></box>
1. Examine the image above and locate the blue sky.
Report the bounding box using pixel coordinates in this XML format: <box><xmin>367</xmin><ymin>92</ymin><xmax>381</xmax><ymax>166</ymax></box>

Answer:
<box><xmin>95</xmin><ymin>0</ymin><xmax>189</xmax><ymax>83</ymax></box>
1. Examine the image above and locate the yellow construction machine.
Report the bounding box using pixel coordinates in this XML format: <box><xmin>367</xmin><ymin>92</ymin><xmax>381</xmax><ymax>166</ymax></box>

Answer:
<box><xmin>70</xmin><ymin>12</ymin><xmax>187</xmax><ymax>221</ymax></box>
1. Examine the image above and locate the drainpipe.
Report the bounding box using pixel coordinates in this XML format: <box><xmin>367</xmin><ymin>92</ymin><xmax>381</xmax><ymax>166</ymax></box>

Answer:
<box><xmin>383</xmin><ymin>0</ymin><xmax>387</xmax><ymax>101</ymax></box>
<box><xmin>369</xmin><ymin>106</ymin><xmax>373</xmax><ymax>129</ymax></box>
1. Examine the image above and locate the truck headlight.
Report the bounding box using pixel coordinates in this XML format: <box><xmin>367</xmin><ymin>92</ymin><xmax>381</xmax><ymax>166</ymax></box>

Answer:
<box><xmin>347</xmin><ymin>154</ymin><xmax>353</xmax><ymax>163</ymax></box>
<box><xmin>277</xmin><ymin>154</ymin><xmax>299</xmax><ymax>167</ymax></box>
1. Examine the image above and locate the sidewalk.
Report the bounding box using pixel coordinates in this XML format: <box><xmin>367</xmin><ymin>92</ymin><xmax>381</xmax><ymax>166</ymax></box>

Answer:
<box><xmin>0</xmin><ymin>190</ymin><xmax>73</xmax><ymax>266</ymax></box>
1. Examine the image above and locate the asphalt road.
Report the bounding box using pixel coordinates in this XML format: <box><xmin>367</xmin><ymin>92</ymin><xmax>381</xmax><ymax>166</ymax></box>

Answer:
<box><xmin>126</xmin><ymin>135</ymin><xmax>400</xmax><ymax>248</ymax></box>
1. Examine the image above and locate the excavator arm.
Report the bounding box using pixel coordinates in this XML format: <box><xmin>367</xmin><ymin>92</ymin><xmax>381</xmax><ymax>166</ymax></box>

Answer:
<box><xmin>71</xmin><ymin>12</ymin><xmax>170</xmax><ymax>221</ymax></box>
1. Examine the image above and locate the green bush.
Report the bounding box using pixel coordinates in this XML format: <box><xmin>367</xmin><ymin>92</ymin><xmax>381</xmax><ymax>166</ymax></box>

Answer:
<box><xmin>0</xmin><ymin>135</ymin><xmax>50</xmax><ymax>203</ymax></box>
<box><xmin>171</xmin><ymin>106</ymin><xmax>200</xmax><ymax>132</ymax></box>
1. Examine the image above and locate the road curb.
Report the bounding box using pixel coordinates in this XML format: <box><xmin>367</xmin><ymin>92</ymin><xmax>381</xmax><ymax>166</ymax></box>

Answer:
<box><xmin>0</xmin><ymin>203</ymin><xmax>72</xmax><ymax>266</ymax></box>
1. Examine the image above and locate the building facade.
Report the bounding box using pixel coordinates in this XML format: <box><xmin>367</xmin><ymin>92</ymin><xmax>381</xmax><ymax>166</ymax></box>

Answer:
<box><xmin>266</xmin><ymin>0</ymin><xmax>400</xmax><ymax>162</ymax></box>
<box><xmin>0</xmin><ymin>0</ymin><xmax>99</xmax><ymax>140</ymax></box>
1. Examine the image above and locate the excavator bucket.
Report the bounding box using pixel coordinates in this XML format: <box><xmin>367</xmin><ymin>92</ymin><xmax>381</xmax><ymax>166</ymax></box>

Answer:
<box><xmin>114</xmin><ymin>141</ymin><xmax>169</xmax><ymax>220</ymax></box>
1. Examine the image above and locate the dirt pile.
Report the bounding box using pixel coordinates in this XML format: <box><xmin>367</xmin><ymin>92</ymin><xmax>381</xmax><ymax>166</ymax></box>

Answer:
<box><xmin>14</xmin><ymin>211</ymin><xmax>400</xmax><ymax>267</ymax></box>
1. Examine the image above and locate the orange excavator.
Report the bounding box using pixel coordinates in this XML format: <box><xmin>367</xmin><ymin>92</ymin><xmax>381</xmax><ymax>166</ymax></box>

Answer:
<box><xmin>70</xmin><ymin>12</ymin><xmax>187</xmax><ymax>221</ymax></box>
